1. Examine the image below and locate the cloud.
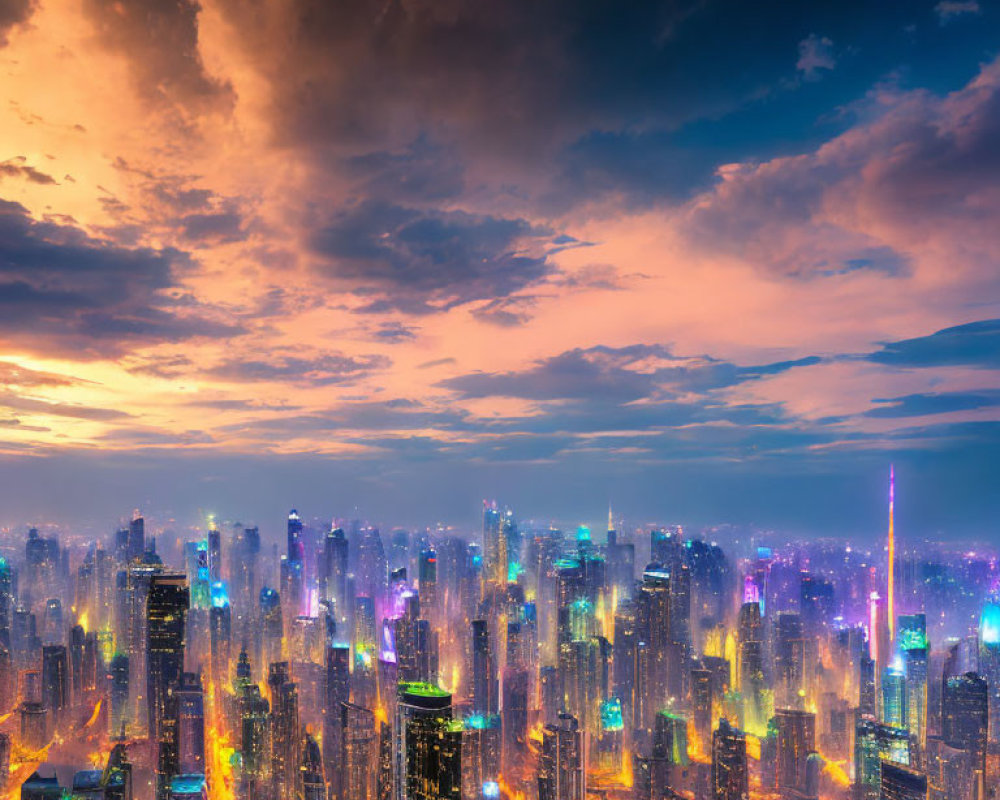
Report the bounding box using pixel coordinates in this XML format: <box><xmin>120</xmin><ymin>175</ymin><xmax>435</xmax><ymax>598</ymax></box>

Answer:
<box><xmin>934</xmin><ymin>1</ymin><xmax>980</xmax><ymax>23</ymax></box>
<box><xmin>867</xmin><ymin>319</ymin><xmax>1000</xmax><ymax>368</ymax></box>
<box><xmin>309</xmin><ymin>200</ymin><xmax>554</xmax><ymax>311</ymax></box>
<box><xmin>683</xmin><ymin>56</ymin><xmax>1000</xmax><ymax>284</ymax></box>
<box><xmin>0</xmin><ymin>197</ymin><xmax>243</xmax><ymax>356</ymax></box>
<box><xmin>206</xmin><ymin>351</ymin><xmax>390</xmax><ymax>386</ymax></box>
<box><xmin>371</xmin><ymin>322</ymin><xmax>418</xmax><ymax>343</ymax></box>
<box><xmin>0</xmin><ymin>0</ymin><xmax>33</xmax><ymax>47</ymax></box>
<box><xmin>0</xmin><ymin>157</ymin><xmax>57</xmax><ymax>185</ymax></box>
<box><xmin>438</xmin><ymin>344</ymin><xmax>818</xmax><ymax>403</ymax></box>
<box><xmin>0</xmin><ymin>392</ymin><xmax>129</xmax><ymax>421</ymax></box>
<box><xmin>82</xmin><ymin>0</ymin><xmax>233</xmax><ymax>114</ymax></box>
<box><xmin>865</xmin><ymin>390</ymin><xmax>1000</xmax><ymax>418</ymax></box>
<box><xmin>796</xmin><ymin>34</ymin><xmax>836</xmax><ymax>79</ymax></box>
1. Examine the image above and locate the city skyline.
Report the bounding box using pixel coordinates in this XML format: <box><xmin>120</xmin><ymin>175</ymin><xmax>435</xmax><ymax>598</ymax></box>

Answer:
<box><xmin>0</xmin><ymin>2</ymin><xmax>999</xmax><ymax>533</ymax></box>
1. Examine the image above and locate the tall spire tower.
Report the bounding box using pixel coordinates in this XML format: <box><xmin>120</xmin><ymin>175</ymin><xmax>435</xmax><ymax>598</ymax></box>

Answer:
<box><xmin>887</xmin><ymin>465</ymin><xmax>895</xmax><ymax>644</ymax></box>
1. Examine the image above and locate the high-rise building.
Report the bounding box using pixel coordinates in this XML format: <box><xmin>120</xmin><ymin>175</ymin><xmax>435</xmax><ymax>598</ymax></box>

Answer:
<box><xmin>147</xmin><ymin>572</ymin><xmax>189</xmax><ymax>800</ymax></box>
<box><xmin>343</xmin><ymin>703</ymin><xmax>377</xmax><ymax>800</ymax></box>
<box><xmin>393</xmin><ymin>682</ymin><xmax>458</xmax><ymax>800</ymax></box>
<box><xmin>775</xmin><ymin>708</ymin><xmax>815</xmax><ymax>798</ymax></box>
<box><xmin>40</xmin><ymin>644</ymin><xmax>68</xmax><ymax>721</ymax></box>
<box><xmin>941</xmin><ymin>673</ymin><xmax>987</xmax><ymax>800</ymax></box>
<box><xmin>302</xmin><ymin>733</ymin><xmax>326</xmax><ymax>800</ymax></box>
<box><xmin>712</xmin><ymin>718</ymin><xmax>749</xmax><ymax>800</ymax></box>
<box><xmin>538</xmin><ymin>713</ymin><xmax>585</xmax><ymax>800</ymax></box>
<box><xmin>269</xmin><ymin>661</ymin><xmax>302</xmax><ymax>800</ymax></box>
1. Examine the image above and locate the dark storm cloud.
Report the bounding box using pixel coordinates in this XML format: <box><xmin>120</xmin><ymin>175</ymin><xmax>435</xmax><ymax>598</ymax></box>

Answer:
<box><xmin>207</xmin><ymin>352</ymin><xmax>390</xmax><ymax>386</ymax></box>
<box><xmin>867</xmin><ymin>319</ymin><xmax>1000</xmax><ymax>369</ymax></box>
<box><xmin>0</xmin><ymin>198</ymin><xmax>243</xmax><ymax>356</ymax></box>
<box><xmin>0</xmin><ymin>0</ymin><xmax>32</xmax><ymax>46</ymax></box>
<box><xmin>310</xmin><ymin>201</ymin><xmax>552</xmax><ymax>310</ymax></box>
<box><xmin>83</xmin><ymin>0</ymin><xmax>233</xmax><ymax>112</ymax></box>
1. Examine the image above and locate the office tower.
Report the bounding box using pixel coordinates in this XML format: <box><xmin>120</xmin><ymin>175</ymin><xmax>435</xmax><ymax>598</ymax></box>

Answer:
<box><xmin>855</xmin><ymin>716</ymin><xmax>911</xmax><ymax>800</ymax></box>
<box><xmin>594</xmin><ymin>697</ymin><xmax>624</xmax><ymax>772</ymax></box>
<box><xmin>538</xmin><ymin>713</ymin><xmax>585</xmax><ymax>800</ymax></box>
<box><xmin>207</xmin><ymin>522</ymin><xmax>221</xmax><ymax>584</ymax></box>
<box><xmin>174</xmin><ymin>672</ymin><xmax>205</xmax><ymax>776</ymax></box>
<box><xmin>239</xmin><ymin>684</ymin><xmax>270</xmax><ymax>797</ymax></box>
<box><xmin>0</xmin><ymin>557</ymin><xmax>12</xmax><ymax>647</ymax></box>
<box><xmin>613</xmin><ymin>601</ymin><xmax>637</xmax><ymax>730</ymax></box>
<box><xmin>147</xmin><ymin>572</ymin><xmax>189</xmax><ymax>799</ymax></box>
<box><xmin>324</xmin><ymin>527</ymin><xmax>350</xmax><ymax>627</ymax></box>
<box><xmin>692</xmin><ymin>664</ymin><xmax>713</xmax><ymax>753</ymax></box>
<box><xmin>774</xmin><ymin>613</ymin><xmax>808</xmax><ymax>708</ymax></box>
<box><xmin>774</xmin><ymin>708</ymin><xmax>815</xmax><ymax>798</ymax></box>
<box><xmin>882</xmin><ymin>664</ymin><xmax>907</xmax><ymax>729</ymax></box>
<box><xmin>325</xmin><ymin>645</ymin><xmax>351</xmax><ymax>800</ymax></box>
<box><xmin>209</xmin><ymin>583</ymin><xmax>231</xmax><ymax>687</ymax></box>
<box><xmin>110</xmin><ymin>653</ymin><xmax>129</xmax><ymax>737</ymax></box>
<box><xmin>343</xmin><ymin>703</ymin><xmax>377</xmax><ymax>800</ymax></box>
<box><xmin>269</xmin><ymin>662</ymin><xmax>301</xmax><ymax>800</ymax></box>
<box><xmin>418</xmin><ymin>549</ymin><xmax>439</xmax><ymax>629</ymax></box>
<box><xmin>483</xmin><ymin>502</ymin><xmax>503</xmax><ymax>586</ymax></box>
<box><xmin>19</xmin><ymin>700</ymin><xmax>47</xmax><ymax>750</ymax></box>
<box><xmin>405</xmin><ymin>705</ymin><xmax>462</xmax><ymax>800</ymax></box>
<box><xmin>393</xmin><ymin>683</ymin><xmax>458</xmax><ymax>800</ymax></box>
<box><xmin>127</xmin><ymin>514</ymin><xmax>145</xmax><ymax>563</ymax></box>
<box><xmin>978</xmin><ymin>596</ymin><xmax>1000</xmax><ymax>746</ymax></box>
<box><xmin>941</xmin><ymin>672</ymin><xmax>987</xmax><ymax>800</ymax></box>
<box><xmin>634</xmin><ymin>566</ymin><xmax>671</xmax><ymax>736</ymax></box>
<box><xmin>302</xmin><ymin>733</ymin><xmax>326</xmax><ymax>800</ymax></box>
<box><xmin>259</xmin><ymin>587</ymin><xmax>283</xmax><ymax>669</ymax></box>
<box><xmin>40</xmin><ymin>645</ymin><xmax>68</xmax><ymax>721</ymax></box>
<box><xmin>904</xmin><ymin>647</ymin><xmax>928</xmax><ymax>751</ymax></box>
<box><xmin>880</xmin><ymin>762</ymin><xmax>927</xmax><ymax>800</ymax></box>
<box><xmin>712</xmin><ymin>718</ymin><xmax>749</xmax><ymax>800</ymax></box>
<box><xmin>471</xmin><ymin>620</ymin><xmax>498</xmax><ymax>716</ymax></box>
<box><xmin>502</xmin><ymin>666</ymin><xmax>529</xmax><ymax>771</ymax></box>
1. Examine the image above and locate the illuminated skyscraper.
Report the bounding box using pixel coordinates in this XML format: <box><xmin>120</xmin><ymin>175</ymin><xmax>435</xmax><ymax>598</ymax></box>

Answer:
<box><xmin>538</xmin><ymin>713</ymin><xmax>584</xmax><ymax>800</ymax></box>
<box><xmin>393</xmin><ymin>682</ymin><xmax>457</xmax><ymax>800</ymax></box>
<box><xmin>343</xmin><ymin>703</ymin><xmax>377</xmax><ymax>800</ymax></box>
<box><xmin>301</xmin><ymin>732</ymin><xmax>326</xmax><ymax>800</ymax></box>
<box><xmin>147</xmin><ymin>572</ymin><xmax>189</xmax><ymax>800</ymax></box>
<box><xmin>269</xmin><ymin>661</ymin><xmax>302</xmax><ymax>800</ymax></box>
<box><xmin>774</xmin><ymin>708</ymin><xmax>815</xmax><ymax>798</ymax></box>
<box><xmin>941</xmin><ymin>673</ymin><xmax>987</xmax><ymax>800</ymax></box>
<box><xmin>711</xmin><ymin>718</ymin><xmax>749</xmax><ymax>800</ymax></box>
<box><xmin>175</xmin><ymin>672</ymin><xmax>205</xmax><ymax>776</ymax></box>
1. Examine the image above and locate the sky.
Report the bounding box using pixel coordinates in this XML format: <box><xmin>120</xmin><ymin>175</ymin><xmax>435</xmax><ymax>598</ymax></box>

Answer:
<box><xmin>0</xmin><ymin>0</ymin><xmax>998</xmax><ymax>538</ymax></box>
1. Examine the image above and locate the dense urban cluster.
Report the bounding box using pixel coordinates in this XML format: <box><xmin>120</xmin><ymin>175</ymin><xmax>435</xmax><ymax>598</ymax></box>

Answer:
<box><xmin>0</xmin><ymin>481</ymin><xmax>996</xmax><ymax>800</ymax></box>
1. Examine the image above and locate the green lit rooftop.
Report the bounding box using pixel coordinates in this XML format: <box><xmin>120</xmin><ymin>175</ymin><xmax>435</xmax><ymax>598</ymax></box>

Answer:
<box><xmin>399</xmin><ymin>681</ymin><xmax>449</xmax><ymax>698</ymax></box>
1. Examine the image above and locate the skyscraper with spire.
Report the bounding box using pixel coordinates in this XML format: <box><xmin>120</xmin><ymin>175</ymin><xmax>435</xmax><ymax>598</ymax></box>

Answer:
<box><xmin>888</xmin><ymin>466</ymin><xmax>895</xmax><ymax>645</ymax></box>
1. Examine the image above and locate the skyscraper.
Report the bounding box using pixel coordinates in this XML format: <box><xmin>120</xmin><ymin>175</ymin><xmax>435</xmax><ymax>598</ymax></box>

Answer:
<box><xmin>147</xmin><ymin>572</ymin><xmax>189</xmax><ymax>800</ymax></box>
<box><xmin>394</xmin><ymin>682</ymin><xmax>459</xmax><ymax>800</ymax></box>
<box><xmin>711</xmin><ymin>718</ymin><xmax>748</xmax><ymax>800</ymax></box>
<box><xmin>538</xmin><ymin>713</ymin><xmax>585</xmax><ymax>800</ymax></box>
<box><xmin>941</xmin><ymin>673</ymin><xmax>987</xmax><ymax>800</ymax></box>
